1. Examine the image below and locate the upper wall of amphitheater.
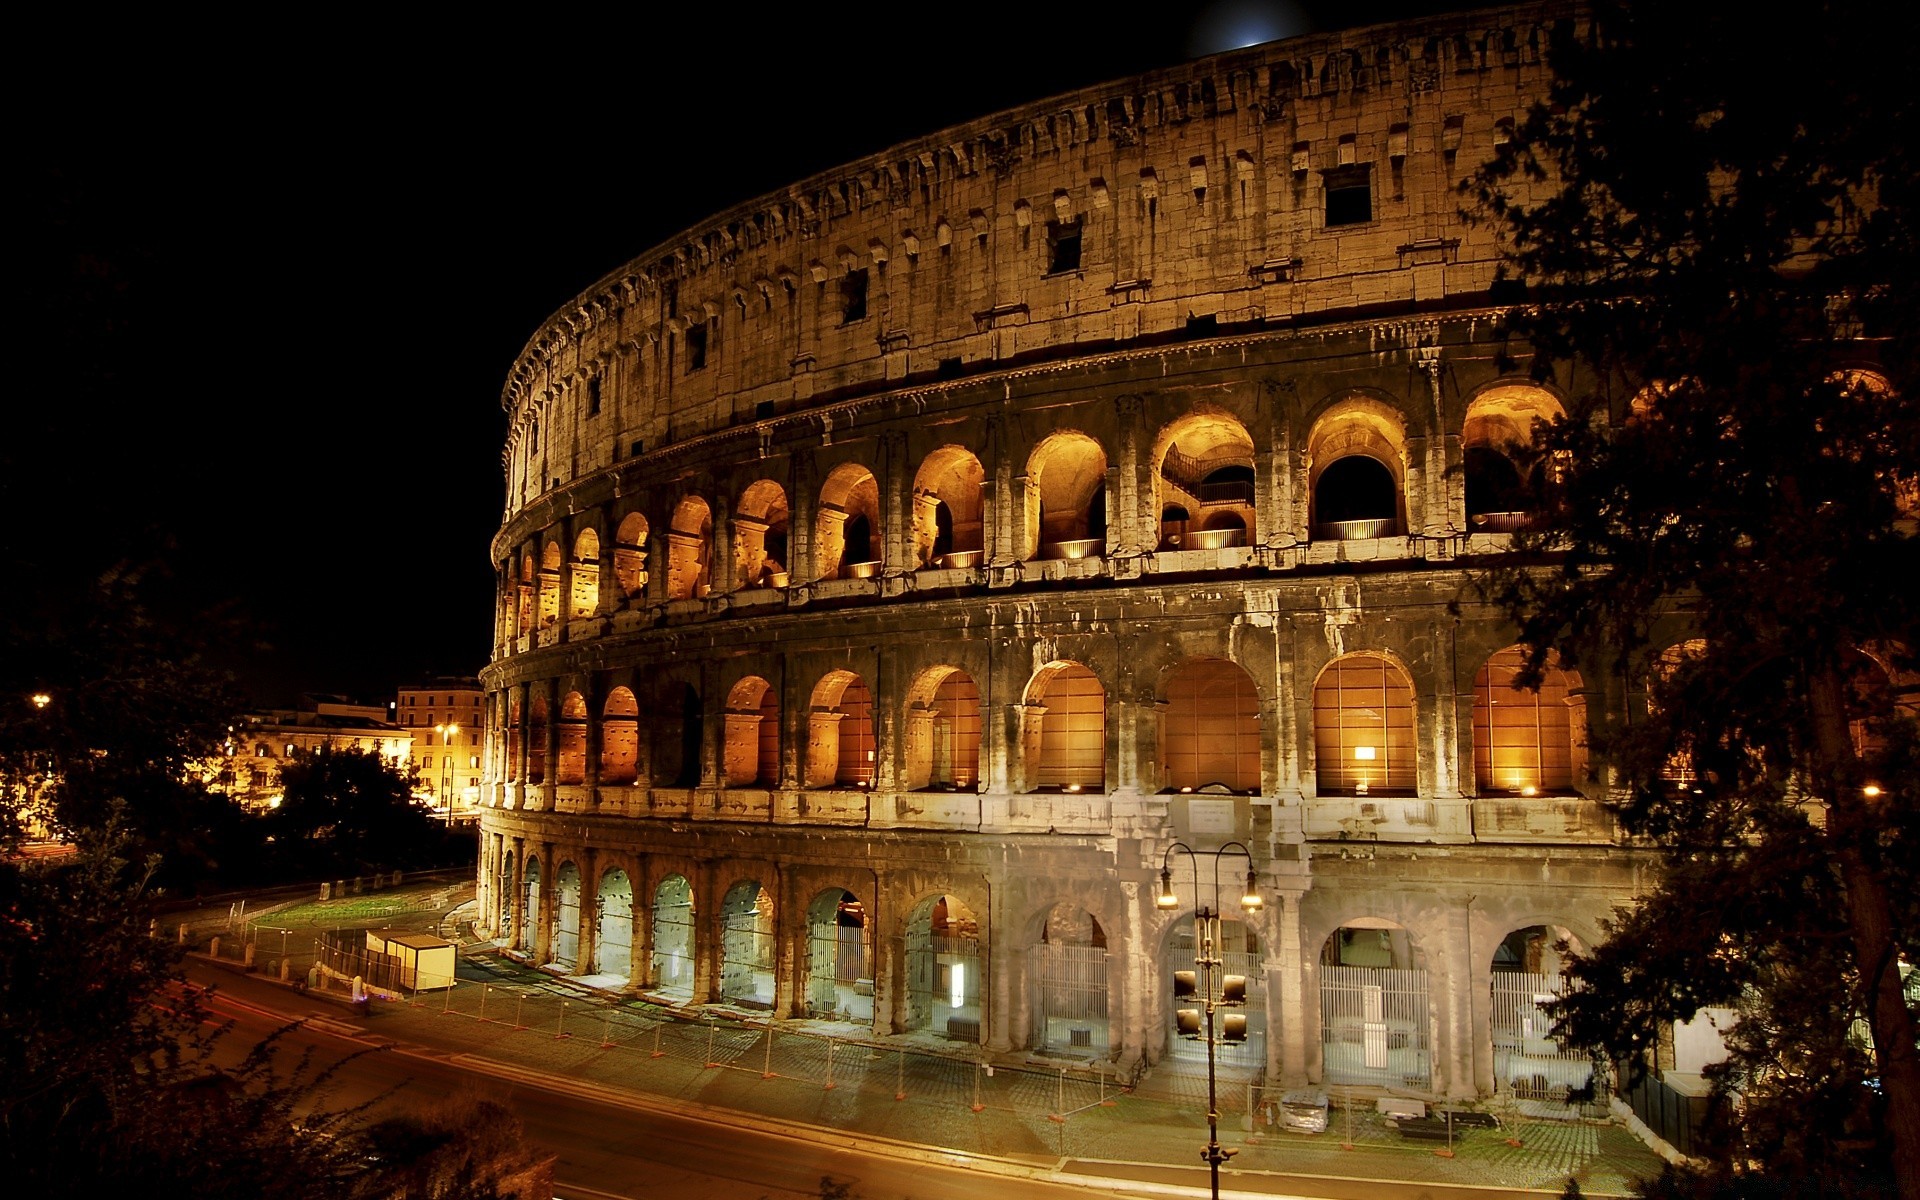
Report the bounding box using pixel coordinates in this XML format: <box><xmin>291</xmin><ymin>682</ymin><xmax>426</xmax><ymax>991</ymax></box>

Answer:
<box><xmin>497</xmin><ymin>2</ymin><xmax>1573</xmax><ymax>516</ymax></box>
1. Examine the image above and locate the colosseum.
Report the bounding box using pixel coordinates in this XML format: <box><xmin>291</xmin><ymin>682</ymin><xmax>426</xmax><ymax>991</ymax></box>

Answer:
<box><xmin>476</xmin><ymin>0</ymin><xmax>1648</xmax><ymax>1104</ymax></box>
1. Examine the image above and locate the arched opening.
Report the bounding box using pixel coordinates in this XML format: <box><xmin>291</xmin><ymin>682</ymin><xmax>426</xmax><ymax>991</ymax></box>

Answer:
<box><xmin>1161</xmin><ymin>657</ymin><xmax>1262</xmax><ymax>793</ymax></box>
<box><xmin>904</xmin><ymin>666</ymin><xmax>982</xmax><ymax>790</ymax></box>
<box><xmin>723</xmin><ymin>676</ymin><xmax>780</xmax><ymax>787</ymax></box>
<box><xmin>521</xmin><ymin>856</ymin><xmax>543</xmax><ymax>955</ymax></box>
<box><xmin>596</xmin><ymin>868</ymin><xmax>633</xmax><ymax>981</ymax></box>
<box><xmin>505</xmin><ymin>693</ymin><xmax>523</xmax><ymax>782</ymax></box>
<box><xmin>650</xmin><ymin>681</ymin><xmax>702</xmax><ymax>788</ymax></box>
<box><xmin>1491</xmin><ymin>924</ymin><xmax>1590</xmax><ymax>1101</ymax></box>
<box><xmin>1319</xmin><ymin>920</ymin><xmax>1430</xmax><ymax>1088</ymax></box>
<box><xmin>815</xmin><ymin>462</ymin><xmax>884</xmax><ymax>580</ymax></box>
<box><xmin>1025</xmin><ymin>661</ymin><xmax>1105</xmax><ymax>791</ymax></box>
<box><xmin>556</xmin><ymin>692</ymin><xmax>587</xmax><ymax>785</ymax></box>
<box><xmin>906</xmin><ymin>894</ymin><xmax>982</xmax><ymax>1040</ymax></box>
<box><xmin>803</xmin><ymin>888</ymin><xmax>872</xmax><ymax>1023</ymax></box>
<box><xmin>806</xmin><ymin>671</ymin><xmax>875</xmax><ymax>789</ymax></box>
<box><xmin>719</xmin><ymin>880</ymin><xmax>775</xmax><ymax>1009</ymax></box>
<box><xmin>495</xmin><ymin>853</ymin><xmax>515</xmax><ymax>945</ymax></box>
<box><xmin>650</xmin><ymin>875</ymin><xmax>694</xmax><ymax>1000</ymax></box>
<box><xmin>1154</xmin><ymin>413</ymin><xmax>1256</xmax><ymax>551</ymax></box>
<box><xmin>1312</xmin><ymin>653</ymin><xmax>1417</xmax><ymax>795</ymax></box>
<box><xmin>734</xmin><ymin>480</ymin><xmax>791</xmax><ymax>589</ymax></box>
<box><xmin>665</xmin><ymin>496</ymin><xmax>713</xmax><ymax>600</ymax></box>
<box><xmin>613</xmin><ymin>512</ymin><xmax>649</xmax><ymax>600</ymax></box>
<box><xmin>1026</xmin><ymin>432</ymin><xmax>1109</xmax><ymax>560</ymax></box>
<box><xmin>526</xmin><ymin>693</ymin><xmax>549</xmax><ymax>785</ymax></box>
<box><xmin>1846</xmin><ymin>645</ymin><xmax>1920</xmax><ymax>763</ymax></box>
<box><xmin>1308</xmin><ymin>401</ymin><xmax>1407</xmax><ymax>540</ymax></box>
<box><xmin>1164</xmin><ymin>917</ymin><xmax>1264</xmax><ymax>1069</ymax></box>
<box><xmin>515</xmin><ymin>550</ymin><xmax>536</xmax><ymax>634</ymax></box>
<box><xmin>600</xmin><ymin>687</ymin><xmax>639</xmax><ymax>784</ymax></box>
<box><xmin>1035</xmin><ymin>904</ymin><xmax>1109</xmax><ymax>1055</ymax></box>
<box><xmin>554</xmin><ymin>861</ymin><xmax>582</xmax><ymax>969</ymax></box>
<box><xmin>912</xmin><ymin>446</ymin><xmax>986</xmax><ymax>568</ymax></box>
<box><xmin>1650</xmin><ymin>639</ymin><xmax>1709</xmax><ymax>788</ymax></box>
<box><xmin>1464</xmin><ymin>384</ymin><xmax>1564</xmax><ymax>531</ymax></box>
<box><xmin>538</xmin><ymin>541</ymin><xmax>564</xmax><ymax>627</ymax></box>
<box><xmin>1473</xmin><ymin>647</ymin><xmax>1587</xmax><ymax>794</ymax></box>
<box><xmin>570</xmin><ymin>529</ymin><xmax>600</xmax><ymax>618</ymax></box>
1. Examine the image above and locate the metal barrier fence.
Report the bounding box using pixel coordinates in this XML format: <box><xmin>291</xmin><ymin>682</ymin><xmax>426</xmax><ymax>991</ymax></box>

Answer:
<box><xmin>1625</xmin><ymin>1072</ymin><xmax>1709</xmax><ymax>1158</ymax></box>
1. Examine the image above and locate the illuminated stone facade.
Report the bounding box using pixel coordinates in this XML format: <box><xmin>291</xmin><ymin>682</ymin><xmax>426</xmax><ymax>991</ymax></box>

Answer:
<box><xmin>396</xmin><ymin>679</ymin><xmax>486</xmax><ymax>816</ymax></box>
<box><xmin>477</xmin><ymin>1</ymin><xmax>1645</xmax><ymax>1100</ymax></box>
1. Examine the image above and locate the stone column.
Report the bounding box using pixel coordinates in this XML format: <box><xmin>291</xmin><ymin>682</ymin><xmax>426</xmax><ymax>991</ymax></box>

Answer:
<box><xmin>508</xmin><ymin>838</ymin><xmax>527</xmax><ymax>951</ymax></box>
<box><xmin>1274</xmin><ymin>889</ymin><xmax>1310</xmax><ymax>1086</ymax></box>
<box><xmin>583</xmin><ymin>683</ymin><xmax>603</xmax><ymax>794</ymax></box>
<box><xmin>536</xmin><ymin>839</ymin><xmax>557</xmax><ymax>963</ymax></box>
<box><xmin>708</xmin><ymin>489</ymin><xmax>733</xmax><ymax>596</ymax></box>
<box><xmin>1109</xmin><ymin>394</ymin><xmax>1148</xmax><ymax>557</ymax></box>
<box><xmin>880</xmin><ymin>430</ymin><xmax>910</xmax><ymax>576</ymax></box>
<box><xmin>596</xmin><ymin>520</ymin><xmax>622</xmax><ymax>615</ymax></box>
<box><xmin>541</xmin><ymin>679</ymin><xmax>562</xmax><ymax>802</ymax></box>
<box><xmin>1417</xmin><ymin>346</ymin><xmax>1455</xmax><ymax>535</ymax></box>
<box><xmin>577</xmin><ymin>846</ymin><xmax>599</xmax><ymax>975</ymax></box>
<box><xmin>805</xmin><ymin>711</ymin><xmax>845</xmax><ymax>789</ymax></box>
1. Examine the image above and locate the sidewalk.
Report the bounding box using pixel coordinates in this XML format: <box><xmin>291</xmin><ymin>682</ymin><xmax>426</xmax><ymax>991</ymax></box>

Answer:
<box><xmin>178</xmin><ymin>880</ymin><xmax>1664</xmax><ymax>1198</ymax></box>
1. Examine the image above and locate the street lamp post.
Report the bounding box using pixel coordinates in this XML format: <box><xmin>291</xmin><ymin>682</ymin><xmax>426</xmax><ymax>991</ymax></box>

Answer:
<box><xmin>435</xmin><ymin>723</ymin><xmax>459</xmax><ymax>826</ymax></box>
<box><xmin>1157</xmin><ymin>840</ymin><xmax>1263</xmax><ymax>1200</ymax></box>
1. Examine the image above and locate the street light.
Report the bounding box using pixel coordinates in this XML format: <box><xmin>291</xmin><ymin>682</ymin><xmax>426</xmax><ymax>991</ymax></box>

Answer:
<box><xmin>435</xmin><ymin>723</ymin><xmax>459</xmax><ymax>826</ymax></box>
<box><xmin>1157</xmin><ymin>840</ymin><xmax>1263</xmax><ymax>1200</ymax></box>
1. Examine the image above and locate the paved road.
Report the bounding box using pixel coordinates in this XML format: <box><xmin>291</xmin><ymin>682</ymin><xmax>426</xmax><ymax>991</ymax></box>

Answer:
<box><xmin>190</xmin><ymin>962</ymin><xmax>1184</xmax><ymax>1200</ymax></box>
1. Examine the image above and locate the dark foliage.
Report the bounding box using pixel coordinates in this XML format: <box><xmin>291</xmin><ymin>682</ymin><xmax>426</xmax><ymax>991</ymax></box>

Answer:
<box><xmin>1466</xmin><ymin>4</ymin><xmax>1919</xmax><ymax>1196</ymax></box>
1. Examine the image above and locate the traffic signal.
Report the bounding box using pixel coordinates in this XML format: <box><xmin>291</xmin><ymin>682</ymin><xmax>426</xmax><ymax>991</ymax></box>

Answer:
<box><xmin>1220</xmin><ymin>974</ymin><xmax>1247</xmax><ymax>1006</ymax></box>
<box><xmin>1176</xmin><ymin>1007</ymin><xmax>1204</xmax><ymax>1038</ymax></box>
<box><xmin>1221</xmin><ymin>1012</ymin><xmax>1248</xmax><ymax>1043</ymax></box>
<box><xmin>1173</xmin><ymin>970</ymin><xmax>1198</xmax><ymax>999</ymax></box>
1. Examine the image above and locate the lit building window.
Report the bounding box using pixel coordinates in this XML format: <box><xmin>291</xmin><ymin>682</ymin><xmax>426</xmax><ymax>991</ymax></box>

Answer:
<box><xmin>1313</xmin><ymin>652</ymin><xmax>1417</xmax><ymax>794</ymax></box>
<box><xmin>1471</xmin><ymin>646</ymin><xmax>1585</xmax><ymax>795</ymax></box>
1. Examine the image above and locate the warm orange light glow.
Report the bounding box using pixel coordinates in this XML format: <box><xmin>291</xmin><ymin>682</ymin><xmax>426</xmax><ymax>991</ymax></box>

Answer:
<box><xmin>29</xmin><ymin>693</ymin><xmax>50</xmax><ymax>709</ymax></box>
<box><xmin>1864</xmin><ymin>784</ymin><xmax>1884</xmax><ymax>798</ymax></box>
<box><xmin>1354</xmin><ymin>745</ymin><xmax>1376</xmax><ymax>761</ymax></box>
<box><xmin>1520</xmin><ymin>784</ymin><xmax>1538</xmax><ymax>797</ymax></box>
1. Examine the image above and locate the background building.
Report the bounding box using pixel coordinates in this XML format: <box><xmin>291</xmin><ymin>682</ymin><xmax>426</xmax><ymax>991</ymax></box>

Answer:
<box><xmin>396</xmin><ymin>678</ymin><xmax>486</xmax><ymax>819</ymax></box>
<box><xmin>475</xmin><ymin>1</ymin><xmax>1647</xmax><ymax>1103</ymax></box>
<box><xmin>218</xmin><ymin>694</ymin><xmax>412</xmax><ymax>810</ymax></box>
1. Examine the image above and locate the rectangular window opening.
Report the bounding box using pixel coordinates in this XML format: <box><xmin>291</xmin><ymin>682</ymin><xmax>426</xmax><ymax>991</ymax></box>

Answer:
<box><xmin>1324</xmin><ymin>165</ymin><xmax>1374</xmax><ymax>227</ymax></box>
<box><xmin>841</xmin><ymin>268</ymin><xmax>869</xmax><ymax>324</ymax></box>
<box><xmin>685</xmin><ymin>323</ymin><xmax>708</xmax><ymax>372</ymax></box>
<box><xmin>1046</xmin><ymin>220</ymin><xmax>1082</xmax><ymax>274</ymax></box>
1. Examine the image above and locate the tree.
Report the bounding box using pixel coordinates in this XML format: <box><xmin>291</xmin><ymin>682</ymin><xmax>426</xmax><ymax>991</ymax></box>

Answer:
<box><xmin>1466</xmin><ymin>4</ymin><xmax>1920</xmax><ymax>1196</ymax></box>
<box><xmin>272</xmin><ymin>744</ymin><xmax>445</xmax><ymax>874</ymax></box>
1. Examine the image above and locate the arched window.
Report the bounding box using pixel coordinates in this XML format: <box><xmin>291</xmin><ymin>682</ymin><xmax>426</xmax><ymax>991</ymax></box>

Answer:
<box><xmin>556</xmin><ymin>692</ymin><xmax>587</xmax><ymax>785</ymax></box>
<box><xmin>1153</xmin><ymin>413</ymin><xmax>1256</xmax><ymax>552</ymax></box>
<box><xmin>806</xmin><ymin>671</ymin><xmax>875</xmax><ymax>788</ymax></box>
<box><xmin>905</xmin><ymin>667</ymin><xmax>982</xmax><ymax>790</ymax></box>
<box><xmin>569</xmin><ymin>530</ymin><xmax>600</xmax><ymax>618</ymax></box>
<box><xmin>538</xmin><ymin>541</ymin><xmax>563</xmax><ymax>627</ymax></box>
<box><xmin>1313</xmin><ymin>652</ymin><xmax>1416</xmax><ymax>794</ymax></box>
<box><xmin>724</xmin><ymin>676</ymin><xmax>780</xmax><ymax>787</ymax></box>
<box><xmin>613</xmin><ymin>512</ymin><xmax>650</xmax><ymax>599</ymax></box>
<box><xmin>1026</xmin><ymin>662</ymin><xmax>1105</xmax><ymax>790</ymax></box>
<box><xmin>733</xmin><ymin>480</ymin><xmax>790</xmax><ymax>589</ymax></box>
<box><xmin>913</xmin><ymin>447</ymin><xmax>986</xmax><ymax>569</ymax></box>
<box><xmin>1026</xmin><ymin>432</ymin><xmax>1108</xmax><ymax>560</ymax></box>
<box><xmin>1308</xmin><ymin>401</ymin><xmax>1407</xmax><ymax>540</ymax></box>
<box><xmin>600</xmin><ymin>687</ymin><xmax>639</xmax><ymax>783</ymax></box>
<box><xmin>1162</xmin><ymin>658</ymin><xmax>1262</xmax><ymax>792</ymax></box>
<box><xmin>666</xmin><ymin>496</ymin><xmax>712</xmax><ymax>600</ymax></box>
<box><xmin>526</xmin><ymin>693</ymin><xmax>549</xmax><ymax>784</ymax></box>
<box><xmin>1463</xmin><ymin>384</ymin><xmax>1564</xmax><ymax>531</ymax></box>
<box><xmin>1472</xmin><ymin>647</ymin><xmax>1585</xmax><ymax>794</ymax></box>
<box><xmin>815</xmin><ymin>463</ymin><xmax>883</xmax><ymax>580</ymax></box>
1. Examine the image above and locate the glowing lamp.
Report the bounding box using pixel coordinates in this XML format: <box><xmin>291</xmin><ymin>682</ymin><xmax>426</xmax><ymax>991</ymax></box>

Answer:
<box><xmin>1354</xmin><ymin>746</ymin><xmax>1376</xmax><ymax>760</ymax></box>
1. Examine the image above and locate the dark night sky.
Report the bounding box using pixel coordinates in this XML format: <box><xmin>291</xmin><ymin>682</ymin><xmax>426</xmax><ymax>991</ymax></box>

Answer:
<box><xmin>17</xmin><ymin>2</ymin><xmax>1471</xmax><ymax>707</ymax></box>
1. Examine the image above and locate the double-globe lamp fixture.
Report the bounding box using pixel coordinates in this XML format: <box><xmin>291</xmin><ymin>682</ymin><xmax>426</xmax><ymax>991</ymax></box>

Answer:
<box><xmin>1155</xmin><ymin>840</ymin><xmax>1263</xmax><ymax>1200</ymax></box>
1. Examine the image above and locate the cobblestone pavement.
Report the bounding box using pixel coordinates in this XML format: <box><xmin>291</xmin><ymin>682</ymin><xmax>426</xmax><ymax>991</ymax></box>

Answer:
<box><xmin>177</xmin><ymin>880</ymin><xmax>1667</xmax><ymax>1197</ymax></box>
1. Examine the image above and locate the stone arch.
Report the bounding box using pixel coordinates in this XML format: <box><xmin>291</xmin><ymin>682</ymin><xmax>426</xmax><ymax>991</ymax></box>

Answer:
<box><xmin>1023</xmin><ymin>660</ymin><xmax>1106</xmax><ymax>791</ymax></box>
<box><xmin>1648</xmin><ymin>638</ymin><xmax>1709</xmax><ymax>787</ymax></box>
<box><xmin>1151</xmin><ymin>409</ymin><xmax>1256</xmax><ymax>551</ymax></box>
<box><xmin>723</xmin><ymin>675</ymin><xmax>780</xmax><ymax>787</ymax></box>
<box><xmin>666</xmin><ymin>495</ymin><xmax>713</xmax><ymax>600</ymax></box>
<box><xmin>805</xmin><ymin>670</ymin><xmax>875</xmax><ymax>788</ymax></box>
<box><xmin>1490</xmin><ymin>922</ymin><xmax>1592</xmax><ymax>1101</ymax></box>
<box><xmin>1472</xmin><ymin>646</ymin><xmax>1586</xmax><ymax>794</ymax></box>
<box><xmin>1463</xmin><ymin>383</ymin><xmax>1565</xmax><ymax>530</ymax></box>
<box><xmin>903</xmin><ymin>665</ymin><xmax>982</xmax><ymax>790</ymax></box>
<box><xmin>538</xmin><ymin>540</ymin><xmax>564</xmax><ymax>627</ymax></box>
<box><xmin>815</xmin><ymin>461</ymin><xmax>884</xmax><ymax>580</ymax></box>
<box><xmin>651</xmin><ymin>679</ymin><xmax>702</xmax><ymax>787</ymax></box>
<box><xmin>554</xmin><ymin>860</ymin><xmax>583</xmax><ymax>968</ymax></box>
<box><xmin>651</xmin><ymin>874</ymin><xmax>694</xmax><ymax>999</ymax></box>
<box><xmin>903</xmin><ymin>891</ymin><xmax>983</xmax><ymax>1040</ymax></box>
<box><xmin>570</xmin><ymin>529</ymin><xmax>600</xmax><ymax>618</ymax></box>
<box><xmin>515</xmin><ymin>549</ymin><xmax>536</xmax><ymax>634</ymax></box>
<box><xmin>802</xmin><ymin>887</ymin><xmax>873</xmax><ymax>1023</ymax></box>
<box><xmin>1032</xmin><ymin>902</ymin><xmax>1111</xmax><ymax>1055</ymax></box>
<box><xmin>526</xmin><ymin>692</ymin><xmax>549</xmax><ymax>785</ymax></box>
<box><xmin>718</xmin><ymin>878</ymin><xmax>775</xmax><ymax>1009</ymax></box>
<box><xmin>733</xmin><ymin>478</ymin><xmax>791</xmax><ymax>589</ymax></box>
<box><xmin>1160</xmin><ymin>656</ymin><xmax>1263</xmax><ymax>793</ymax></box>
<box><xmin>613</xmin><ymin>511</ymin><xmax>650</xmax><ymax>600</ymax></box>
<box><xmin>505</xmin><ymin>691</ymin><xmax>523</xmax><ymax>782</ymax></box>
<box><xmin>520</xmin><ymin>854</ymin><xmax>543</xmax><ymax>955</ymax></box>
<box><xmin>1026</xmin><ymin>431</ymin><xmax>1109</xmax><ymax>559</ymax></box>
<box><xmin>1312</xmin><ymin>651</ymin><xmax>1417</xmax><ymax>795</ymax></box>
<box><xmin>600</xmin><ymin>687</ymin><xmax>639</xmax><ymax>784</ymax></box>
<box><xmin>596</xmin><ymin>867</ymin><xmax>634</xmax><ymax>980</ymax></box>
<box><xmin>556</xmin><ymin>691</ymin><xmax>588</xmax><ymax>785</ymax></box>
<box><xmin>1316</xmin><ymin>917</ymin><xmax>1432</xmax><ymax>1089</ymax></box>
<box><xmin>912</xmin><ymin>445</ymin><xmax>987</xmax><ymax>568</ymax></box>
<box><xmin>1306</xmin><ymin>396</ymin><xmax>1409</xmax><ymax>539</ymax></box>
